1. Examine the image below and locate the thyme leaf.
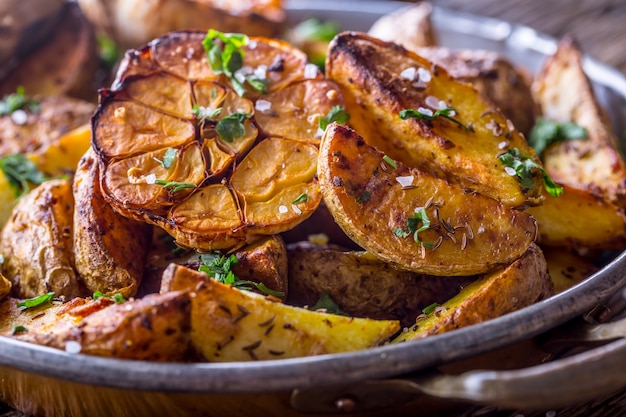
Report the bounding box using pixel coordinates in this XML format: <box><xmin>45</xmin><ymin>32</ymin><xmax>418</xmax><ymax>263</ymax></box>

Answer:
<box><xmin>382</xmin><ymin>155</ymin><xmax>398</xmax><ymax>169</ymax></box>
<box><xmin>93</xmin><ymin>290</ymin><xmax>125</xmax><ymax>304</ymax></box>
<box><xmin>154</xmin><ymin>179</ymin><xmax>196</xmax><ymax>192</ymax></box>
<box><xmin>422</xmin><ymin>302</ymin><xmax>439</xmax><ymax>315</ymax></box>
<box><xmin>400</xmin><ymin>107</ymin><xmax>470</xmax><ymax>131</ymax></box>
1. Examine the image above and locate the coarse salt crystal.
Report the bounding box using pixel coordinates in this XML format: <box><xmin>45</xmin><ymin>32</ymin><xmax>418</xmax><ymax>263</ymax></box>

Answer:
<box><xmin>304</xmin><ymin>63</ymin><xmax>319</xmax><ymax>79</ymax></box>
<box><xmin>425</xmin><ymin>96</ymin><xmax>440</xmax><ymax>109</ymax></box>
<box><xmin>65</xmin><ymin>341</ymin><xmax>82</xmax><ymax>354</ymax></box>
<box><xmin>254</xmin><ymin>65</ymin><xmax>267</xmax><ymax>80</ymax></box>
<box><xmin>400</xmin><ymin>67</ymin><xmax>417</xmax><ymax>80</ymax></box>
<box><xmin>505</xmin><ymin>167</ymin><xmax>517</xmax><ymax>176</ymax></box>
<box><xmin>248</xmin><ymin>40</ymin><xmax>258</xmax><ymax>50</ymax></box>
<box><xmin>10</xmin><ymin>109</ymin><xmax>27</xmax><ymax>125</ymax></box>
<box><xmin>314</xmin><ymin>126</ymin><xmax>325</xmax><ymax>139</ymax></box>
<box><xmin>506</xmin><ymin>119</ymin><xmax>515</xmax><ymax>131</ymax></box>
<box><xmin>417</xmin><ymin>107</ymin><xmax>433</xmax><ymax>117</ymax></box>
<box><xmin>255</xmin><ymin>99</ymin><xmax>272</xmax><ymax>112</ymax></box>
<box><xmin>145</xmin><ymin>173</ymin><xmax>157</xmax><ymax>184</ymax></box>
<box><xmin>395</xmin><ymin>175</ymin><xmax>414</xmax><ymax>188</ymax></box>
<box><xmin>418</xmin><ymin>67</ymin><xmax>432</xmax><ymax>82</ymax></box>
<box><xmin>279</xmin><ymin>205</ymin><xmax>288</xmax><ymax>214</ymax></box>
<box><xmin>498</xmin><ymin>141</ymin><xmax>509</xmax><ymax>150</ymax></box>
<box><xmin>292</xmin><ymin>204</ymin><xmax>302</xmax><ymax>215</ymax></box>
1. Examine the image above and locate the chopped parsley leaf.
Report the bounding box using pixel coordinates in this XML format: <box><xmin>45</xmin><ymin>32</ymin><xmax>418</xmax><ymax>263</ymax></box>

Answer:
<box><xmin>319</xmin><ymin>105</ymin><xmax>350</xmax><ymax>131</ymax></box>
<box><xmin>498</xmin><ymin>148</ymin><xmax>563</xmax><ymax>198</ymax></box>
<box><xmin>202</xmin><ymin>30</ymin><xmax>266</xmax><ymax>96</ymax></box>
<box><xmin>159</xmin><ymin>148</ymin><xmax>178</xmax><ymax>169</ymax></box>
<box><xmin>293</xmin><ymin>18</ymin><xmax>340</xmax><ymax>43</ymax></box>
<box><xmin>356</xmin><ymin>190</ymin><xmax>371</xmax><ymax>203</ymax></box>
<box><xmin>422</xmin><ymin>302</ymin><xmax>439</xmax><ymax>315</ymax></box>
<box><xmin>192</xmin><ymin>105</ymin><xmax>222</xmax><ymax>122</ymax></box>
<box><xmin>0</xmin><ymin>154</ymin><xmax>49</xmax><ymax>197</ymax></box>
<box><xmin>93</xmin><ymin>290</ymin><xmax>125</xmax><ymax>304</ymax></box>
<box><xmin>393</xmin><ymin>207</ymin><xmax>434</xmax><ymax>247</ymax></box>
<box><xmin>0</xmin><ymin>86</ymin><xmax>40</xmax><ymax>116</ymax></box>
<box><xmin>528</xmin><ymin>118</ymin><xmax>587</xmax><ymax>155</ymax></box>
<box><xmin>400</xmin><ymin>107</ymin><xmax>470</xmax><ymax>131</ymax></box>
<box><xmin>17</xmin><ymin>292</ymin><xmax>55</xmax><ymax>310</ymax></box>
<box><xmin>382</xmin><ymin>155</ymin><xmax>398</xmax><ymax>169</ymax></box>
<box><xmin>216</xmin><ymin>112</ymin><xmax>251</xmax><ymax>142</ymax></box>
<box><xmin>309</xmin><ymin>292</ymin><xmax>348</xmax><ymax>316</ymax></box>
<box><xmin>199</xmin><ymin>253</ymin><xmax>284</xmax><ymax>297</ymax></box>
<box><xmin>11</xmin><ymin>325</ymin><xmax>28</xmax><ymax>335</ymax></box>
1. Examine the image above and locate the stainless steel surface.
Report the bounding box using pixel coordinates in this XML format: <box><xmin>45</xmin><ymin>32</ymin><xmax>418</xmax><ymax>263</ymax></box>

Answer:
<box><xmin>2</xmin><ymin>0</ymin><xmax>626</xmax><ymax>413</ymax></box>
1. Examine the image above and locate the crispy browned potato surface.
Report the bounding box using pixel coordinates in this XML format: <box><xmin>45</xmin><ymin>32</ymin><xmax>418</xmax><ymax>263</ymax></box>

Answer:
<box><xmin>533</xmin><ymin>37</ymin><xmax>626</xmax><ymax>207</ymax></box>
<box><xmin>287</xmin><ymin>242</ymin><xmax>468</xmax><ymax>326</ymax></box>
<box><xmin>394</xmin><ymin>243</ymin><xmax>552</xmax><ymax>342</ymax></box>
<box><xmin>318</xmin><ymin>123</ymin><xmax>538</xmax><ymax>276</ymax></box>
<box><xmin>0</xmin><ymin>180</ymin><xmax>81</xmax><ymax>299</ymax></box>
<box><xmin>161</xmin><ymin>264</ymin><xmax>400</xmax><ymax>361</ymax></box>
<box><xmin>417</xmin><ymin>47</ymin><xmax>537</xmax><ymax>135</ymax></box>
<box><xmin>77</xmin><ymin>0</ymin><xmax>285</xmax><ymax>50</ymax></box>
<box><xmin>92</xmin><ymin>31</ymin><xmax>338</xmax><ymax>251</ymax></box>
<box><xmin>73</xmin><ymin>150</ymin><xmax>152</xmax><ymax>297</ymax></box>
<box><xmin>5</xmin><ymin>291</ymin><xmax>191</xmax><ymax>361</ymax></box>
<box><xmin>326</xmin><ymin>32</ymin><xmax>544</xmax><ymax>208</ymax></box>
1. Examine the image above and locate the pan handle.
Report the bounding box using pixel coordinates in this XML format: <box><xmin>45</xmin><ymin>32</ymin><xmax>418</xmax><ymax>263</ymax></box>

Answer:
<box><xmin>291</xmin><ymin>330</ymin><xmax>626</xmax><ymax>414</ymax></box>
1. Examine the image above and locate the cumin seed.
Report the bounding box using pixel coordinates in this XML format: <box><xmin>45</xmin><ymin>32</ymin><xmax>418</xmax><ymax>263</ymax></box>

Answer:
<box><xmin>217</xmin><ymin>335</ymin><xmax>234</xmax><ymax>350</ymax></box>
<box><xmin>258</xmin><ymin>315</ymin><xmax>275</xmax><ymax>327</ymax></box>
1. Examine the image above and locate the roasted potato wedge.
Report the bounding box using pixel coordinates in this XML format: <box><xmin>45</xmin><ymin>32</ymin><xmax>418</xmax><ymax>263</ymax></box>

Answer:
<box><xmin>527</xmin><ymin>184</ymin><xmax>626</xmax><ymax>250</ymax></box>
<box><xmin>318</xmin><ymin>123</ymin><xmax>538</xmax><ymax>276</ymax></box>
<box><xmin>77</xmin><ymin>0</ymin><xmax>285</xmax><ymax>51</ymax></box>
<box><xmin>0</xmin><ymin>273</ymin><xmax>10</xmax><ymax>301</ymax></box>
<box><xmin>0</xmin><ymin>3</ymin><xmax>99</xmax><ymax>101</ymax></box>
<box><xmin>0</xmin><ymin>95</ymin><xmax>94</xmax><ymax>158</ymax></box>
<box><xmin>0</xmin><ymin>180</ymin><xmax>81</xmax><ymax>299</ymax></box>
<box><xmin>416</xmin><ymin>47</ymin><xmax>537</xmax><ymax>135</ymax></box>
<box><xmin>73</xmin><ymin>150</ymin><xmax>152</xmax><ymax>297</ymax></box>
<box><xmin>93</xmin><ymin>31</ymin><xmax>341</xmax><ymax>251</ymax></box>
<box><xmin>367</xmin><ymin>2</ymin><xmax>437</xmax><ymax>51</ymax></box>
<box><xmin>160</xmin><ymin>264</ymin><xmax>400</xmax><ymax>361</ymax></box>
<box><xmin>394</xmin><ymin>243</ymin><xmax>552</xmax><ymax>342</ymax></box>
<box><xmin>5</xmin><ymin>291</ymin><xmax>191</xmax><ymax>361</ymax></box>
<box><xmin>287</xmin><ymin>242</ymin><xmax>467</xmax><ymax>326</ymax></box>
<box><xmin>0</xmin><ymin>171</ymin><xmax>15</xmax><ymax>229</ymax></box>
<box><xmin>326</xmin><ymin>32</ymin><xmax>544</xmax><ymax>208</ymax></box>
<box><xmin>533</xmin><ymin>37</ymin><xmax>626</xmax><ymax>207</ymax></box>
<box><xmin>544</xmin><ymin>248</ymin><xmax>599</xmax><ymax>294</ymax></box>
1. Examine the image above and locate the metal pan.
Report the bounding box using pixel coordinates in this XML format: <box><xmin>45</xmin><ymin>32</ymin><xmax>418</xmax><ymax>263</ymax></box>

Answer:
<box><xmin>2</xmin><ymin>1</ymin><xmax>626</xmax><ymax>415</ymax></box>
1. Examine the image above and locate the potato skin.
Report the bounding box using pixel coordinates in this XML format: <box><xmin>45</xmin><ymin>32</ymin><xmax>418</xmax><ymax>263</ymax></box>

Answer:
<box><xmin>11</xmin><ymin>291</ymin><xmax>192</xmax><ymax>361</ymax></box>
<box><xmin>287</xmin><ymin>243</ymin><xmax>467</xmax><ymax>326</ymax></box>
<box><xmin>232</xmin><ymin>235</ymin><xmax>288</xmax><ymax>299</ymax></box>
<box><xmin>533</xmin><ymin>37</ymin><xmax>626</xmax><ymax>207</ymax></box>
<box><xmin>394</xmin><ymin>243</ymin><xmax>553</xmax><ymax>341</ymax></box>
<box><xmin>318</xmin><ymin>123</ymin><xmax>538</xmax><ymax>276</ymax></box>
<box><xmin>326</xmin><ymin>32</ymin><xmax>543</xmax><ymax>208</ymax></box>
<box><xmin>73</xmin><ymin>150</ymin><xmax>152</xmax><ymax>297</ymax></box>
<box><xmin>0</xmin><ymin>179</ymin><xmax>81</xmax><ymax>299</ymax></box>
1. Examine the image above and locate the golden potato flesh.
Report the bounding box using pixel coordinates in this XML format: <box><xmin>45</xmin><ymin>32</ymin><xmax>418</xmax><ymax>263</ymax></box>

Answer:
<box><xmin>160</xmin><ymin>264</ymin><xmax>400</xmax><ymax>361</ymax></box>
<box><xmin>326</xmin><ymin>32</ymin><xmax>544</xmax><ymax>208</ymax></box>
<box><xmin>318</xmin><ymin>123</ymin><xmax>538</xmax><ymax>276</ymax></box>
<box><xmin>92</xmin><ymin>31</ymin><xmax>343</xmax><ymax>251</ymax></box>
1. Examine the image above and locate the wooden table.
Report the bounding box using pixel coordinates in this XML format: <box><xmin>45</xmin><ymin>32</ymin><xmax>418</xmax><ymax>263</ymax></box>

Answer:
<box><xmin>1</xmin><ymin>0</ymin><xmax>625</xmax><ymax>416</ymax></box>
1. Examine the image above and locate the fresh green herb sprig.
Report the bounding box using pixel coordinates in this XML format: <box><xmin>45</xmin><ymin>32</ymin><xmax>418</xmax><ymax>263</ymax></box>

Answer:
<box><xmin>216</xmin><ymin>112</ymin><xmax>252</xmax><ymax>142</ymax></box>
<box><xmin>319</xmin><ymin>105</ymin><xmax>350</xmax><ymax>131</ymax></box>
<box><xmin>154</xmin><ymin>180</ymin><xmax>196</xmax><ymax>193</ymax></box>
<box><xmin>528</xmin><ymin>118</ymin><xmax>587</xmax><ymax>155</ymax></box>
<box><xmin>0</xmin><ymin>154</ymin><xmax>49</xmax><ymax>197</ymax></box>
<box><xmin>97</xmin><ymin>35</ymin><xmax>121</xmax><ymax>71</ymax></box>
<box><xmin>17</xmin><ymin>292</ymin><xmax>55</xmax><ymax>310</ymax></box>
<box><xmin>292</xmin><ymin>193</ymin><xmax>309</xmax><ymax>204</ymax></box>
<box><xmin>293</xmin><ymin>18</ymin><xmax>340</xmax><ymax>43</ymax></box>
<box><xmin>382</xmin><ymin>155</ymin><xmax>398</xmax><ymax>169</ymax></box>
<box><xmin>153</xmin><ymin>148</ymin><xmax>178</xmax><ymax>170</ymax></box>
<box><xmin>498</xmin><ymin>148</ymin><xmax>563</xmax><ymax>198</ymax></box>
<box><xmin>93</xmin><ymin>290</ymin><xmax>125</xmax><ymax>304</ymax></box>
<box><xmin>202</xmin><ymin>30</ymin><xmax>267</xmax><ymax>96</ymax></box>
<box><xmin>11</xmin><ymin>325</ymin><xmax>28</xmax><ymax>335</ymax></box>
<box><xmin>192</xmin><ymin>105</ymin><xmax>222</xmax><ymax>122</ymax></box>
<box><xmin>400</xmin><ymin>107</ymin><xmax>470</xmax><ymax>131</ymax></box>
<box><xmin>309</xmin><ymin>292</ymin><xmax>348</xmax><ymax>316</ymax></box>
<box><xmin>422</xmin><ymin>302</ymin><xmax>439</xmax><ymax>315</ymax></box>
<box><xmin>199</xmin><ymin>253</ymin><xmax>285</xmax><ymax>297</ymax></box>
<box><xmin>393</xmin><ymin>207</ymin><xmax>434</xmax><ymax>248</ymax></box>
<box><xmin>0</xmin><ymin>86</ymin><xmax>39</xmax><ymax>116</ymax></box>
